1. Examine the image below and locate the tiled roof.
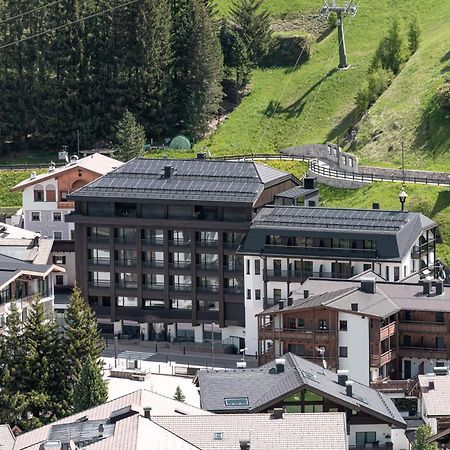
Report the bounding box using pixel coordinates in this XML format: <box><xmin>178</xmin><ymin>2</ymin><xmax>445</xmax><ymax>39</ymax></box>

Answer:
<box><xmin>69</xmin><ymin>158</ymin><xmax>294</xmax><ymax>205</ymax></box>
<box><xmin>0</xmin><ymin>424</ymin><xmax>15</xmax><ymax>450</ymax></box>
<box><xmin>153</xmin><ymin>412</ymin><xmax>347</xmax><ymax>450</ymax></box>
<box><xmin>274</xmin><ymin>185</ymin><xmax>318</xmax><ymax>199</ymax></box>
<box><xmin>197</xmin><ymin>353</ymin><xmax>406</xmax><ymax>428</ymax></box>
<box><xmin>12</xmin><ymin>153</ymin><xmax>123</xmax><ymax>191</ymax></box>
<box><xmin>419</xmin><ymin>374</ymin><xmax>450</xmax><ymax>417</ymax></box>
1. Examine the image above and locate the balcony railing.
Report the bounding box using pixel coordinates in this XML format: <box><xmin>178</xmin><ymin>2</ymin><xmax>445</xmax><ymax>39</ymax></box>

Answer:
<box><xmin>88</xmin><ymin>258</ymin><xmax>110</xmax><ymax>266</ymax></box>
<box><xmin>115</xmin><ymin>236</ymin><xmax>136</xmax><ymax>244</ymax></box>
<box><xmin>197</xmin><ymin>285</ymin><xmax>219</xmax><ymax>293</ymax></box>
<box><xmin>399</xmin><ymin>321</ymin><xmax>447</xmax><ymax>333</ymax></box>
<box><xmin>88</xmin><ymin>281</ymin><xmax>111</xmax><ymax>288</ymax></box>
<box><xmin>87</xmin><ymin>236</ymin><xmax>109</xmax><ymax>244</ymax></box>
<box><xmin>57</xmin><ymin>201</ymin><xmax>75</xmax><ymax>209</ymax></box>
<box><xmin>370</xmin><ymin>378</ymin><xmax>417</xmax><ymax>394</ymax></box>
<box><xmin>115</xmin><ymin>258</ymin><xmax>137</xmax><ymax>267</ymax></box>
<box><xmin>399</xmin><ymin>346</ymin><xmax>447</xmax><ymax>359</ymax></box>
<box><xmin>142</xmin><ymin>260</ymin><xmax>164</xmax><ymax>268</ymax></box>
<box><xmin>196</xmin><ymin>263</ymin><xmax>220</xmax><ymax>271</ymax></box>
<box><xmin>168</xmin><ymin>239</ymin><xmax>191</xmax><ymax>247</ymax></box>
<box><xmin>258</xmin><ymin>326</ymin><xmax>337</xmax><ymax>342</ymax></box>
<box><xmin>196</xmin><ymin>240</ymin><xmax>218</xmax><ymax>248</ymax></box>
<box><xmin>168</xmin><ymin>261</ymin><xmax>191</xmax><ymax>270</ymax></box>
<box><xmin>224</xmin><ymin>263</ymin><xmax>244</xmax><ymax>272</ymax></box>
<box><xmin>265</xmin><ymin>269</ymin><xmax>352</xmax><ymax>282</ymax></box>
<box><xmin>115</xmin><ymin>282</ymin><xmax>138</xmax><ymax>290</ymax></box>
<box><xmin>224</xmin><ymin>286</ymin><xmax>244</xmax><ymax>295</ymax></box>
<box><xmin>371</xmin><ymin>349</ymin><xmax>397</xmax><ymax>367</ymax></box>
<box><xmin>142</xmin><ymin>283</ymin><xmax>165</xmax><ymax>291</ymax></box>
<box><xmin>380</xmin><ymin>322</ymin><xmax>396</xmax><ymax>340</ymax></box>
<box><xmin>169</xmin><ymin>284</ymin><xmax>191</xmax><ymax>292</ymax></box>
<box><xmin>263</xmin><ymin>244</ymin><xmax>377</xmax><ymax>258</ymax></box>
<box><xmin>141</xmin><ymin>237</ymin><xmax>164</xmax><ymax>246</ymax></box>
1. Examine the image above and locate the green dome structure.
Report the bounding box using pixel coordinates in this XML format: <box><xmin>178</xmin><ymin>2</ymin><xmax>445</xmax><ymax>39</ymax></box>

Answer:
<box><xmin>169</xmin><ymin>135</ymin><xmax>191</xmax><ymax>150</ymax></box>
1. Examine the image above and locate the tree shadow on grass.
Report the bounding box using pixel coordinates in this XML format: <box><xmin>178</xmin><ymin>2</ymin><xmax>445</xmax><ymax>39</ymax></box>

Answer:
<box><xmin>263</xmin><ymin>68</ymin><xmax>337</xmax><ymax>119</ymax></box>
<box><xmin>440</xmin><ymin>50</ymin><xmax>450</xmax><ymax>74</ymax></box>
<box><xmin>325</xmin><ymin>106</ymin><xmax>360</xmax><ymax>145</ymax></box>
<box><xmin>430</xmin><ymin>191</ymin><xmax>450</xmax><ymax>219</ymax></box>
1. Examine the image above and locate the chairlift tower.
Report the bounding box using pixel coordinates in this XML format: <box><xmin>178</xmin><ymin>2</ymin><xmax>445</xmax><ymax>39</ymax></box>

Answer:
<box><xmin>320</xmin><ymin>1</ymin><xmax>358</xmax><ymax>69</ymax></box>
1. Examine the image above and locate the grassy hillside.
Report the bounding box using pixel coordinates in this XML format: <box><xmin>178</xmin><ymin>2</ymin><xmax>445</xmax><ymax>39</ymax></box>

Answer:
<box><xmin>214</xmin><ymin>0</ymin><xmax>316</xmax><ymax>17</ymax></box>
<box><xmin>200</xmin><ymin>0</ymin><xmax>450</xmax><ymax>168</ymax></box>
<box><xmin>0</xmin><ymin>170</ymin><xmax>45</xmax><ymax>208</ymax></box>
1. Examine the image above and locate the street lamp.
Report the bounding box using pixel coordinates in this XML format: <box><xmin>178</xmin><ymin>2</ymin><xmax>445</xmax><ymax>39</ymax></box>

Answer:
<box><xmin>211</xmin><ymin>323</ymin><xmax>216</xmax><ymax>369</ymax></box>
<box><xmin>398</xmin><ymin>188</ymin><xmax>408</xmax><ymax>211</ymax></box>
<box><xmin>239</xmin><ymin>347</ymin><xmax>248</xmax><ymax>362</ymax></box>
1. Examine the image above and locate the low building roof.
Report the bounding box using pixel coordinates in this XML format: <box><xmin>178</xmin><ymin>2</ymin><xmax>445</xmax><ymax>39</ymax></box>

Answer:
<box><xmin>0</xmin><ymin>424</ymin><xmax>15</xmax><ymax>450</ymax></box>
<box><xmin>11</xmin><ymin>153</ymin><xmax>123</xmax><ymax>191</ymax></box>
<box><xmin>13</xmin><ymin>389</ymin><xmax>209</xmax><ymax>450</ymax></box>
<box><xmin>419</xmin><ymin>373</ymin><xmax>450</xmax><ymax>418</ymax></box>
<box><xmin>0</xmin><ymin>223</ymin><xmax>38</xmax><ymax>240</ymax></box>
<box><xmin>196</xmin><ymin>353</ymin><xmax>405</xmax><ymax>428</ymax></box>
<box><xmin>153</xmin><ymin>412</ymin><xmax>347</xmax><ymax>450</ymax></box>
<box><xmin>274</xmin><ymin>185</ymin><xmax>318</xmax><ymax>199</ymax></box>
<box><xmin>238</xmin><ymin>206</ymin><xmax>439</xmax><ymax>261</ymax></box>
<box><xmin>68</xmin><ymin>158</ymin><xmax>296</xmax><ymax>205</ymax></box>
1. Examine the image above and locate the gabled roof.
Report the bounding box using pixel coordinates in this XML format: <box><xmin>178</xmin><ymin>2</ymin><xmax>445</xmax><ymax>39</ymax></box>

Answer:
<box><xmin>196</xmin><ymin>353</ymin><xmax>406</xmax><ymax>428</ymax></box>
<box><xmin>13</xmin><ymin>389</ymin><xmax>209</xmax><ymax>450</ymax></box>
<box><xmin>0</xmin><ymin>424</ymin><xmax>15</xmax><ymax>450</ymax></box>
<box><xmin>153</xmin><ymin>412</ymin><xmax>347</xmax><ymax>450</ymax></box>
<box><xmin>68</xmin><ymin>158</ymin><xmax>296</xmax><ymax>205</ymax></box>
<box><xmin>274</xmin><ymin>185</ymin><xmax>319</xmax><ymax>199</ymax></box>
<box><xmin>11</xmin><ymin>153</ymin><xmax>123</xmax><ymax>191</ymax></box>
<box><xmin>238</xmin><ymin>206</ymin><xmax>440</xmax><ymax>260</ymax></box>
<box><xmin>419</xmin><ymin>373</ymin><xmax>450</xmax><ymax>418</ymax></box>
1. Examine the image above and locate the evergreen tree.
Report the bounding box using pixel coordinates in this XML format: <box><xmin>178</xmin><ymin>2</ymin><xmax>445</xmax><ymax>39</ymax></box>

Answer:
<box><xmin>73</xmin><ymin>356</ymin><xmax>108</xmax><ymax>412</ymax></box>
<box><xmin>407</xmin><ymin>17</ymin><xmax>421</xmax><ymax>55</ymax></box>
<box><xmin>114</xmin><ymin>110</ymin><xmax>146</xmax><ymax>161</ymax></box>
<box><xmin>230</xmin><ymin>0</ymin><xmax>272</xmax><ymax>66</ymax></box>
<box><xmin>171</xmin><ymin>0</ymin><xmax>224</xmax><ymax>139</ymax></box>
<box><xmin>173</xmin><ymin>385</ymin><xmax>186</xmax><ymax>402</ymax></box>
<box><xmin>412</xmin><ymin>425</ymin><xmax>437</xmax><ymax>450</ymax></box>
<box><xmin>64</xmin><ymin>286</ymin><xmax>104</xmax><ymax>403</ymax></box>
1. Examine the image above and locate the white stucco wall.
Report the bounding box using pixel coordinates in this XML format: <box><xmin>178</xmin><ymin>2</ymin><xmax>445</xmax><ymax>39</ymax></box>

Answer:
<box><xmin>348</xmin><ymin>423</ymin><xmax>392</xmax><ymax>447</ymax></box>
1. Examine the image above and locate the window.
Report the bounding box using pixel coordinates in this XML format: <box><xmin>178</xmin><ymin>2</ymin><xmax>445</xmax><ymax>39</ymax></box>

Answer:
<box><xmin>198</xmin><ymin>300</ymin><xmax>219</xmax><ymax>311</ymax></box>
<box><xmin>55</xmin><ymin>275</ymin><xmax>64</xmax><ymax>286</ymax></box>
<box><xmin>60</xmin><ymin>191</ymin><xmax>68</xmax><ymax>201</ymax></box>
<box><xmin>117</xmin><ymin>272</ymin><xmax>138</xmax><ymax>288</ymax></box>
<box><xmin>144</xmin><ymin>299</ymin><xmax>164</xmax><ymax>308</ymax></box>
<box><xmin>339</xmin><ymin>320</ymin><xmax>348</xmax><ymax>331</ymax></box>
<box><xmin>273</xmin><ymin>259</ymin><xmax>282</xmax><ymax>275</ymax></box>
<box><xmin>436</xmin><ymin>336</ymin><xmax>445</xmax><ymax>350</ymax></box>
<box><xmin>117</xmin><ymin>296</ymin><xmax>138</xmax><ymax>307</ymax></box>
<box><xmin>403</xmin><ymin>335</ymin><xmax>412</xmax><ymax>346</ymax></box>
<box><xmin>247</xmin><ymin>289</ymin><xmax>251</xmax><ymax>300</ymax></box>
<box><xmin>436</xmin><ymin>312</ymin><xmax>445</xmax><ymax>323</ymax></box>
<box><xmin>89</xmin><ymin>249</ymin><xmax>110</xmax><ymax>264</ymax></box>
<box><xmin>31</xmin><ymin>212</ymin><xmax>40</xmax><ymax>221</ymax></box>
<box><xmin>255</xmin><ymin>259</ymin><xmax>261</xmax><ymax>275</ymax></box>
<box><xmin>53</xmin><ymin>255</ymin><xmax>66</xmax><ymax>264</ymax></box>
<box><xmin>386</xmin><ymin>265</ymin><xmax>390</xmax><ymax>280</ymax></box>
<box><xmin>297</xmin><ymin>318</ymin><xmax>305</xmax><ymax>328</ymax></box>
<box><xmin>171</xmin><ymin>299</ymin><xmax>192</xmax><ymax>310</ymax></box>
<box><xmin>339</xmin><ymin>346</ymin><xmax>348</xmax><ymax>357</ymax></box>
<box><xmin>53</xmin><ymin>211</ymin><xmax>62</xmax><ymax>222</ymax></box>
<box><xmin>363</xmin><ymin>263</ymin><xmax>372</xmax><ymax>271</ymax></box>
<box><xmin>404</xmin><ymin>265</ymin><xmax>407</xmax><ymax>278</ymax></box>
<box><xmin>318</xmin><ymin>319</ymin><xmax>328</xmax><ymax>330</ymax></box>
<box><xmin>90</xmin><ymin>271</ymin><xmax>110</xmax><ymax>287</ymax></box>
<box><xmin>53</xmin><ymin>231</ymin><xmax>62</xmax><ymax>240</ymax></box>
<box><xmin>394</xmin><ymin>266</ymin><xmax>400</xmax><ymax>281</ymax></box>
<box><xmin>224</xmin><ymin>397</ymin><xmax>249</xmax><ymax>407</ymax></box>
<box><xmin>273</xmin><ymin>289</ymin><xmax>282</xmax><ymax>301</ymax></box>
<box><xmin>356</xmin><ymin>432</ymin><xmax>377</xmax><ymax>447</ymax></box>
<box><xmin>255</xmin><ymin>289</ymin><xmax>261</xmax><ymax>300</ymax></box>
<box><xmin>34</xmin><ymin>186</ymin><xmax>44</xmax><ymax>202</ymax></box>
<box><xmin>246</xmin><ymin>259</ymin><xmax>250</xmax><ymax>275</ymax></box>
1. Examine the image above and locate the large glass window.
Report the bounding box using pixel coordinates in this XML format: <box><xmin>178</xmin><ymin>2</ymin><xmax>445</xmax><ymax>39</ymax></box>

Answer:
<box><xmin>142</xmin><ymin>229</ymin><xmax>164</xmax><ymax>244</ymax></box>
<box><xmin>171</xmin><ymin>299</ymin><xmax>192</xmax><ymax>310</ymax></box>
<box><xmin>116</xmin><ymin>272</ymin><xmax>138</xmax><ymax>288</ymax></box>
<box><xmin>116</xmin><ymin>249</ymin><xmax>137</xmax><ymax>266</ymax></box>
<box><xmin>144</xmin><ymin>299</ymin><xmax>164</xmax><ymax>308</ymax></box>
<box><xmin>170</xmin><ymin>230</ymin><xmax>191</xmax><ymax>245</ymax></box>
<box><xmin>115</xmin><ymin>228</ymin><xmax>136</xmax><ymax>243</ymax></box>
<box><xmin>142</xmin><ymin>251</ymin><xmax>164</xmax><ymax>267</ymax></box>
<box><xmin>90</xmin><ymin>271</ymin><xmax>110</xmax><ymax>287</ymax></box>
<box><xmin>89</xmin><ymin>249</ymin><xmax>110</xmax><ymax>264</ymax></box>
<box><xmin>356</xmin><ymin>432</ymin><xmax>377</xmax><ymax>447</ymax></box>
<box><xmin>198</xmin><ymin>300</ymin><xmax>219</xmax><ymax>311</ymax></box>
<box><xmin>143</xmin><ymin>274</ymin><xmax>164</xmax><ymax>289</ymax></box>
<box><xmin>197</xmin><ymin>277</ymin><xmax>219</xmax><ymax>291</ymax></box>
<box><xmin>197</xmin><ymin>253</ymin><xmax>219</xmax><ymax>269</ymax></box>
<box><xmin>117</xmin><ymin>296</ymin><xmax>138</xmax><ymax>307</ymax></box>
<box><xmin>89</xmin><ymin>227</ymin><xmax>109</xmax><ymax>239</ymax></box>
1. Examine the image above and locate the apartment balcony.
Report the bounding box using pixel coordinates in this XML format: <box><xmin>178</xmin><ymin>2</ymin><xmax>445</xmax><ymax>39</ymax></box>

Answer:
<box><xmin>380</xmin><ymin>322</ymin><xmax>396</xmax><ymax>341</ymax></box>
<box><xmin>115</xmin><ymin>258</ymin><xmax>137</xmax><ymax>268</ymax></box>
<box><xmin>87</xmin><ymin>236</ymin><xmax>109</xmax><ymax>245</ymax></box>
<box><xmin>141</xmin><ymin>237</ymin><xmax>164</xmax><ymax>247</ymax></box>
<box><xmin>258</xmin><ymin>326</ymin><xmax>337</xmax><ymax>343</ymax></box>
<box><xmin>370</xmin><ymin>378</ymin><xmax>417</xmax><ymax>394</ymax></box>
<box><xmin>197</xmin><ymin>285</ymin><xmax>219</xmax><ymax>294</ymax></box>
<box><xmin>57</xmin><ymin>201</ymin><xmax>75</xmax><ymax>209</ymax></box>
<box><xmin>196</xmin><ymin>240</ymin><xmax>218</xmax><ymax>249</ymax></box>
<box><xmin>196</xmin><ymin>262</ymin><xmax>220</xmax><ymax>272</ymax></box>
<box><xmin>115</xmin><ymin>282</ymin><xmax>138</xmax><ymax>290</ymax></box>
<box><xmin>262</xmin><ymin>244</ymin><xmax>377</xmax><ymax>259</ymax></box>
<box><xmin>223</xmin><ymin>263</ymin><xmax>244</xmax><ymax>274</ymax></box>
<box><xmin>168</xmin><ymin>261</ymin><xmax>191</xmax><ymax>271</ymax></box>
<box><xmin>399</xmin><ymin>321</ymin><xmax>448</xmax><ymax>334</ymax></box>
<box><xmin>224</xmin><ymin>286</ymin><xmax>244</xmax><ymax>297</ymax></box>
<box><xmin>168</xmin><ymin>239</ymin><xmax>191</xmax><ymax>248</ymax></box>
<box><xmin>264</xmin><ymin>269</ymin><xmax>352</xmax><ymax>283</ymax></box>
<box><xmin>114</xmin><ymin>237</ymin><xmax>136</xmax><ymax>245</ymax></box>
<box><xmin>370</xmin><ymin>349</ymin><xmax>397</xmax><ymax>367</ymax></box>
<box><xmin>88</xmin><ymin>281</ymin><xmax>111</xmax><ymax>290</ymax></box>
<box><xmin>169</xmin><ymin>284</ymin><xmax>192</xmax><ymax>293</ymax></box>
<box><xmin>142</xmin><ymin>260</ymin><xmax>165</xmax><ymax>269</ymax></box>
<box><xmin>399</xmin><ymin>346</ymin><xmax>448</xmax><ymax>359</ymax></box>
<box><xmin>87</xmin><ymin>257</ymin><xmax>110</xmax><ymax>267</ymax></box>
<box><xmin>142</xmin><ymin>283</ymin><xmax>165</xmax><ymax>291</ymax></box>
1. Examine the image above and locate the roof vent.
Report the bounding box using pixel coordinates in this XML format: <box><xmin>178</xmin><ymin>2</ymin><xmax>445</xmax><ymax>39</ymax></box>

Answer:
<box><xmin>237</xmin><ymin>361</ymin><xmax>247</xmax><ymax>369</ymax></box>
<box><xmin>214</xmin><ymin>432</ymin><xmax>223</xmax><ymax>441</ymax></box>
<box><xmin>429</xmin><ymin>381</ymin><xmax>435</xmax><ymax>390</ymax></box>
<box><xmin>48</xmin><ymin>162</ymin><xmax>56</xmax><ymax>173</ymax></box>
<box><xmin>239</xmin><ymin>439</ymin><xmax>251</xmax><ymax>450</ymax></box>
<box><xmin>433</xmin><ymin>366</ymin><xmax>449</xmax><ymax>376</ymax></box>
<box><xmin>372</xmin><ymin>202</ymin><xmax>380</xmax><ymax>210</ymax></box>
<box><xmin>42</xmin><ymin>441</ymin><xmax>62</xmax><ymax>450</ymax></box>
<box><xmin>109</xmin><ymin>405</ymin><xmax>141</xmax><ymax>424</ymax></box>
<box><xmin>271</xmin><ymin>408</ymin><xmax>284</xmax><ymax>420</ymax></box>
<box><xmin>287</xmin><ymin>297</ymin><xmax>293</xmax><ymax>306</ymax></box>
<box><xmin>30</xmin><ymin>171</ymin><xmax>37</xmax><ymax>179</ymax></box>
<box><xmin>337</xmin><ymin>369</ymin><xmax>349</xmax><ymax>387</ymax></box>
<box><xmin>143</xmin><ymin>407</ymin><xmax>152</xmax><ymax>420</ymax></box>
<box><xmin>275</xmin><ymin>358</ymin><xmax>285</xmax><ymax>373</ymax></box>
<box><xmin>163</xmin><ymin>165</ymin><xmax>176</xmax><ymax>179</ymax></box>
<box><xmin>69</xmin><ymin>155</ymin><xmax>79</xmax><ymax>165</ymax></box>
<box><xmin>360</xmin><ymin>278</ymin><xmax>376</xmax><ymax>294</ymax></box>
<box><xmin>303</xmin><ymin>177</ymin><xmax>316</xmax><ymax>189</ymax></box>
<box><xmin>278</xmin><ymin>300</ymin><xmax>284</xmax><ymax>310</ymax></box>
<box><xmin>196</xmin><ymin>152</ymin><xmax>206</xmax><ymax>160</ymax></box>
<box><xmin>351</xmin><ymin>303</ymin><xmax>358</xmax><ymax>312</ymax></box>
<box><xmin>345</xmin><ymin>380</ymin><xmax>353</xmax><ymax>398</ymax></box>
<box><xmin>303</xmin><ymin>290</ymin><xmax>309</xmax><ymax>299</ymax></box>
<box><xmin>423</xmin><ymin>280</ymin><xmax>432</xmax><ymax>296</ymax></box>
<box><xmin>436</xmin><ymin>281</ymin><xmax>444</xmax><ymax>296</ymax></box>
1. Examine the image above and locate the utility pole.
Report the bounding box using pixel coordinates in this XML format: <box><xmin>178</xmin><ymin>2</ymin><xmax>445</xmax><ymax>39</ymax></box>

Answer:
<box><xmin>320</xmin><ymin>1</ymin><xmax>358</xmax><ymax>69</ymax></box>
<box><xmin>76</xmin><ymin>130</ymin><xmax>80</xmax><ymax>157</ymax></box>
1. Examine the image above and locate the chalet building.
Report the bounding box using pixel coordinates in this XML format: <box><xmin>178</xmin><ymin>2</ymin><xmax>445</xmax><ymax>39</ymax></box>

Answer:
<box><xmin>67</xmin><ymin>157</ymin><xmax>299</xmax><ymax>343</ymax></box>
<box><xmin>240</xmin><ymin>206</ymin><xmax>440</xmax><ymax>355</ymax></box>
<box><xmin>258</xmin><ymin>277</ymin><xmax>450</xmax><ymax>386</ymax></box>
<box><xmin>195</xmin><ymin>353</ymin><xmax>406</xmax><ymax>449</ymax></box>
<box><xmin>11</xmin><ymin>153</ymin><xmax>122</xmax><ymax>289</ymax></box>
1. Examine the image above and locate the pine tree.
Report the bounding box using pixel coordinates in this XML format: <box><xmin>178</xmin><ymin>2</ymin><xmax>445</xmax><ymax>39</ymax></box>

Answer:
<box><xmin>171</xmin><ymin>0</ymin><xmax>224</xmax><ymax>139</ymax></box>
<box><xmin>407</xmin><ymin>17</ymin><xmax>421</xmax><ymax>55</ymax></box>
<box><xmin>114</xmin><ymin>110</ymin><xmax>146</xmax><ymax>161</ymax></box>
<box><xmin>64</xmin><ymin>286</ymin><xmax>104</xmax><ymax>404</ymax></box>
<box><xmin>412</xmin><ymin>425</ymin><xmax>437</xmax><ymax>450</ymax></box>
<box><xmin>73</xmin><ymin>356</ymin><xmax>108</xmax><ymax>412</ymax></box>
<box><xmin>173</xmin><ymin>385</ymin><xmax>186</xmax><ymax>402</ymax></box>
<box><xmin>230</xmin><ymin>0</ymin><xmax>272</xmax><ymax>67</ymax></box>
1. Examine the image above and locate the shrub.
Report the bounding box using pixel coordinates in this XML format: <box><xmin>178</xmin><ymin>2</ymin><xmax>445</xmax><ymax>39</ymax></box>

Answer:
<box><xmin>356</xmin><ymin>69</ymin><xmax>394</xmax><ymax>113</ymax></box>
<box><xmin>437</xmin><ymin>81</ymin><xmax>450</xmax><ymax>109</ymax></box>
<box><xmin>263</xmin><ymin>34</ymin><xmax>313</xmax><ymax>67</ymax></box>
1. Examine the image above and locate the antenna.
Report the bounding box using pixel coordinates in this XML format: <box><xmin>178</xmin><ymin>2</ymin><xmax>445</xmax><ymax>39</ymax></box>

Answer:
<box><xmin>319</xmin><ymin>0</ymin><xmax>358</xmax><ymax>69</ymax></box>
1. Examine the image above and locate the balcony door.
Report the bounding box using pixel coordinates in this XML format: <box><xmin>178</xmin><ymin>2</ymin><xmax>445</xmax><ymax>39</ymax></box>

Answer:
<box><xmin>332</xmin><ymin>262</ymin><xmax>352</xmax><ymax>279</ymax></box>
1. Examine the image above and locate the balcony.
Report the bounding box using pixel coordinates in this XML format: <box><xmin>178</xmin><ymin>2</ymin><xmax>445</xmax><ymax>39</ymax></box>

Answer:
<box><xmin>196</xmin><ymin>262</ymin><xmax>220</xmax><ymax>272</ymax></box>
<box><xmin>370</xmin><ymin>349</ymin><xmax>397</xmax><ymax>367</ymax></box>
<box><xmin>399</xmin><ymin>321</ymin><xmax>447</xmax><ymax>334</ymax></box>
<box><xmin>370</xmin><ymin>378</ymin><xmax>417</xmax><ymax>394</ymax></box>
<box><xmin>168</xmin><ymin>261</ymin><xmax>191</xmax><ymax>270</ymax></box>
<box><xmin>168</xmin><ymin>239</ymin><xmax>191</xmax><ymax>248</ymax></box>
<box><xmin>196</xmin><ymin>240</ymin><xmax>218</xmax><ymax>248</ymax></box>
<box><xmin>399</xmin><ymin>346</ymin><xmax>447</xmax><ymax>359</ymax></box>
<box><xmin>197</xmin><ymin>285</ymin><xmax>219</xmax><ymax>293</ymax></box>
<box><xmin>142</xmin><ymin>283</ymin><xmax>165</xmax><ymax>291</ymax></box>
<box><xmin>57</xmin><ymin>201</ymin><xmax>75</xmax><ymax>209</ymax></box>
<box><xmin>115</xmin><ymin>282</ymin><xmax>138</xmax><ymax>290</ymax></box>
<box><xmin>264</xmin><ymin>269</ymin><xmax>352</xmax><ymax>283</ymax></box>
<box><xmin>88</xmin><ymin>281</ymin><xmax>111</xmax><ymax>289</ymax></box>
<box><xmin>224</xmin><ymin>286</ymin><xmax>244</xmax><ymax>296</ymax></box>
<box><xmin>263</xmin><ymin>244</ymin><xmax>377</xmax><ymax>259</ymax></box>
<box><xmin>224</xmin><ymin>263</ymin><xmax>244</xmax><ymax>273</ymax></box>
<box><xmin>380</xmin><ymin>322</ymin><xmax>396</xmax><ymax>341</ymax></box>
<box><xmin>115</xmin><ymin>258</ymin><xmax>137</xmax><ymax>268</ymax></box>
<box><xmin>141</xmin><ymin>237</ymin><xmax>164</xmax><ymax>246</ymax></box>
<box><xmin>88</xmin><ymin>258</ymin><xmax>110</xmax><ymax>267</ymax></box>
<box><xmin>114</xmin><ymin>237</ymin><xmax>136</xmax><ymax>245</ymax></box>
<box><xmin>258</xmin><ymin>326</ymin><xmax>337</xmax><ymax>343</ymax></box>
<box><xmin>87</xmin><ymin>236</ymin><xmax>109</xmax><ymax>245</ymax></box>
<box><xmin>142</xmin><ymin>260</ymin><xmax>164</xmax><ymax>269</ymax></box>
<box><xmin>169</xmin><ymin>284</ymin><xmax>191</xmax><ymax>293</ymax></box>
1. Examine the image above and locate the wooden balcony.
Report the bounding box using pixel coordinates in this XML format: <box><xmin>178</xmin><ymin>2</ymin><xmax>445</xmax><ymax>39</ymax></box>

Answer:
<box><xmin>399</xmin><ymin>321</ymin><xmax>448</xmax><ymax>334</ymax></box>
<box><xmin>380</xmin><ymin>322</ymin><xmax>396</xmax><ymax>340</ymax></box>
<box><xmin>370</xmin><ymin>349</ymin><xmax>397</xmax><ymax>367</ymax></box>
<box><xmin>57</xmin><ymin>201</ymin><xmax>75</xmax><ymax>209</ymax></box>
<box><xmin>258</xmin><ymin>326</ymin><xmax>337</xmax><ymax>343</ymax></box>
<box><xmin>370</xmin><ymin>378</ymin><xmax>417</xmax><ymax>394</ymax></box>
<box><xmin>399</xmin><ymin>346</ymin><xmax>448</xmax><ymax>359</ymax></box>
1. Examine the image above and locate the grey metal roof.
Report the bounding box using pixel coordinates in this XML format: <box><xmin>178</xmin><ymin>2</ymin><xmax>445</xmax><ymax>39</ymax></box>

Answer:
<box><xmin>274</xmin><ymin>186</ymin><xmax>318</xmax><ymax>199</ymax></box>
<box><xmin>0</xmin><ymin>424</ymin><xmax>15</xmax><ymax>450</ymax></box>
<box><xmin>238</xmin><ymin>206</ymin><xmax>439</xmax><ymax>260</ymax></box>
<box><xmin>197</xmin><ymin>353</ymin><xmax>406</xmax><ymax>428</ymax></box>
<box><xmin>153</xmin><ymin>412</ymin><xmax>347</xmax><ymax>450</ymax></box>
<box><xmin>69</xmin><ymin>158</ymin><xmax>293</xmax><ymax>205</ymax></box>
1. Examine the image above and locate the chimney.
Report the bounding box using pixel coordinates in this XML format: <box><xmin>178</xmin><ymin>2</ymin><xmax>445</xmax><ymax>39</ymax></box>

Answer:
<box><xmin>163</xmin><ymin>165</ymin><xmax>175</xmax><ymax>179</ymax></box>
<box><xmin>351</xmin><ymin>303</ymin><xmax>358</xmax><ymax>312</ymax></box>
<box><xmin>372</xmin><ymin>202</ymin><xmax>380</xmax><ymax>210</ymax></box>
<box><xmin>345</xmin><ymin>380</ymin><xmax>353</xmax><ymax>398</ymax></box>
<box><xmin>42</xmin><ymin>442</ymin><xmax>62</xmax><ymax>450</ymax></box>
<box><xmin>239</xmin><ymin>440</ymin><xmax>250</xmax><ymax>450</ymax></box>
<box><xmin>196</xmin><ymin>152</ymin><xmax>206</xmax><ymax>160</ymax></box>
<box><xmin>98</xmin><ymin>424</ymin><xmax>104</xmax><ymax>438</ymax></box>
<box><xmin>337</xmin><ymin>369</ymin><xmax>349</xmax><ymax>387</ymax></box>
<box><xmin>429</xmin><ymin>381</ymin><xmax>435</xmax><ymax>390</ymax></box>
<box><xmin>303</xmin><ymin>290</ymin><xmax>309</xmax><ymax>299</ymax></box>
<box><xmin>272</xmin><ymin>408</ymin><xmax>284</xmax><ymax>420</ymax></box>
<box><xmin>360</xmin><ymin>278</ymin><xmax>376</xmax><ymax>294</ymax></box>
<box><xmin>436</xmin><ymin>281</ymin><xmax>444</xmax><ymax>296</ymax></box>
<box><xmin>278</xmin><ymin>300</ymin><xmax>284</xmax><ymax>310</ymax></box>
<box><xmin>143</xmin><ymin>407</ymin><xmax>152</xmax><ymax>420</ymax></box>
<box><xmin>237</xmin><ymin>361</ymin><xmax>247</xmax><ymax>369</ymax></box>
<box><xmin>275</xmin><ymin>358</ymin><xmax>285</xmax><ymax>373</ymax></box>
<box><xmin>287</xmin><ymin>297</ymin><xmax>293</xmax><ymax>306</ymax></box>
<box><xmin>423</xmin><ymin>280</ymin><xmax>432</xmax><ymax>296</ymax></box>
<box><xmin>303</xmin><ymin>177</ymin><xmax>316</xmax><ymax>189</ymax></box>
